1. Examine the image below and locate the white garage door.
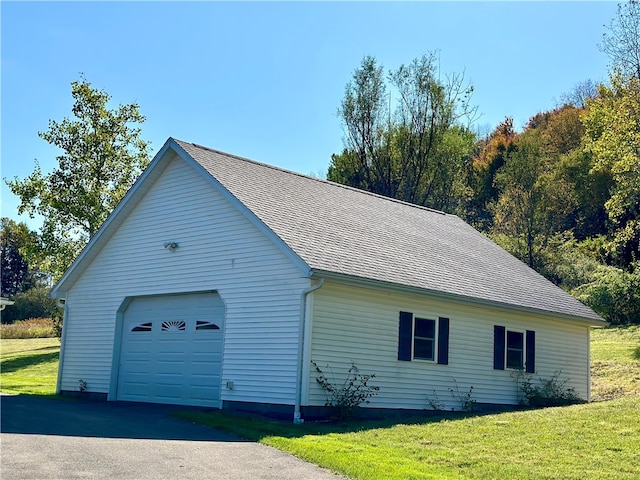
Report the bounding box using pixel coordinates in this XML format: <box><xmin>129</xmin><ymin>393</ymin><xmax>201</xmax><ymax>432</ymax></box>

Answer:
<box><xmin>117</xmin><ymin>292</ymin><xmax>224</xmax><ymax>407</ymax></box>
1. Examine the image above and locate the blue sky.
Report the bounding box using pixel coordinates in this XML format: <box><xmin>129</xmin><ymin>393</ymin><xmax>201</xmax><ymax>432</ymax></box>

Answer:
<box><xmin>2</xmin><ymin>1</ymin><xmax>617</xmax><ymax>229</ymax></box>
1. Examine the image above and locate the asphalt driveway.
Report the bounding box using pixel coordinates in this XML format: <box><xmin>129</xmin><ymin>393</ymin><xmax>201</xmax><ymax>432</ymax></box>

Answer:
<box><xmin>0</xmin><ymin>394</ymin><xmax>345</xmax><ymax>480</ymax></box>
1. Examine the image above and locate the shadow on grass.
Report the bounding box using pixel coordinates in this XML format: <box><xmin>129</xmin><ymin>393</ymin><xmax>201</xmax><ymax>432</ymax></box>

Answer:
<box><xmin>0</xmin><ymin>351</ymin><xmax>59</xmax><ymax>373</ymax></box>
<box><xmin>175</xmin><ymin>406</ymin><xmax>517</xmax><ymax>442</ymax></box>
<box><xmin>633</xmin><ymin>346</ymin><xmax>640</xmax><ymax>360</ymax></box>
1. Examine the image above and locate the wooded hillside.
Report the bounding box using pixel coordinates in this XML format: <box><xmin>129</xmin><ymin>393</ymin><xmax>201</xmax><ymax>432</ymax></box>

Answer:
<box><xmin>328</xmin><ymin>2</ymin><xmax>640</xmax><ymax>324</ymax></box>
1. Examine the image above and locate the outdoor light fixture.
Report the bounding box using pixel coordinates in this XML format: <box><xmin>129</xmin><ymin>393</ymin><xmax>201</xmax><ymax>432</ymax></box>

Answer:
<box><xmin>164</xmin><ymin>241</ymin><xmax>179</xmax><ymax>251</ymax></box>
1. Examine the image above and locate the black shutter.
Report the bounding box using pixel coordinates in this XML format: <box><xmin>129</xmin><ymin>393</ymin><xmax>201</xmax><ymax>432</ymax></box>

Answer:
<box><xmin>493</xmin><ymin>325</ymin><xmax>506</xmax><ymax>370</ymax></box>
<box><xmin>398</xmin><ymin>311</ymin><xmax>413</xmax><ymax>361</ymax></box>
<box><xmin>437</xmin><ymin>317</ymin><xmax>450</xmax><ymax>365</ymax></box>
<box><xmin>526</xmin><ymin>330</ymin><xmax>536</xmax><ymax>373</ymax></box>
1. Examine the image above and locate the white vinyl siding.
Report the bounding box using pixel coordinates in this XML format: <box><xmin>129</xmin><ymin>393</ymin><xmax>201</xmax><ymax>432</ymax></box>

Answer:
<box><xmin>307</xmin><ymin>281</ymin><xmax>591</xmax><ymax>410</ymax></box>
<box><xmin>59</xmin><ymin>156</ymin><xmax>309</xmax><ymax>405</ymax></box>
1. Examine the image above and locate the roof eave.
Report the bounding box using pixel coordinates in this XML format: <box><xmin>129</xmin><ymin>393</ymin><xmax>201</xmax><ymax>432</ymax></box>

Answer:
<box><xmin>310</xmin><ymin>269</ymin><xmax>607</xmax><ymax>327</ymax></box>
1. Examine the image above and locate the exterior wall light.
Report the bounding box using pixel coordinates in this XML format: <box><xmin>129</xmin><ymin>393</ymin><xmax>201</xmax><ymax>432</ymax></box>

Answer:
<box><xmin>164</xmin><ymin>242</ymin><xmax>179</xmax><ymax>251</ymax></box>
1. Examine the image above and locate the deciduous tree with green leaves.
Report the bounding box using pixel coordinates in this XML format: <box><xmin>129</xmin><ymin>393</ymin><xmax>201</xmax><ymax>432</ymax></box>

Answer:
<box><xmin>583</xmin><ymin>73</ymin><xmax>640</xmax><ymax>267</ymax></box>
<box><xmin>466</xmin><ymin>118</ymin><xmax>518</xmax><ymax>230</ymax></box>
<box><xmin>0</xmin><ymin>218</ymin><xmax>37</xmax><ymax>297</ymax></box>
<box><xmin>6</xmin><ymin>78</ymin><xmax>151</xmax><ymax>280</ymax></box>
<box><xmin>328</xmin><ymin>53</ymin><xmax>477</xmax><ymax>212</ymax></box>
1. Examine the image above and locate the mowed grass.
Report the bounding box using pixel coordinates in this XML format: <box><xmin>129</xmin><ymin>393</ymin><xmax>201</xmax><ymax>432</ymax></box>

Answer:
<box><xmin>2</xmin><ymin>328</ymin><xmax>639</xmax><ymax>478</ymax></box>
<box><xmin>179</xmin><ymin>326</ymin><xmax>640</xmax><ymax>480</ymax></box>
<box><xmin>0</xmin><ymin>337</ymin><xmax>60</xmax><ymax>395</ymax></box>
<box><xmin>179</xmin><ymin>396</ymin><xmax>640</xmax><ymax>480</ymax></box>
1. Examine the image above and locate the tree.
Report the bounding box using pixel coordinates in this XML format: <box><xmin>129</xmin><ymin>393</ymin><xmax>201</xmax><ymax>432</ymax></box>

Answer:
<box><xmin>560</xmin><ymin>79</ymin><xmax>600</xmax><ymax>109</ymax></box>
<box><xmin>491</xmin><ymin>133</ymin><xmax>549</xmax><ymax>268</ymax></box>
<box><xmin>601</xmin><ymin>0</ymin><xmax>640</xmax><ymax>82</ymax></box>
<box><xmin>525</xmin><ymin>104</ymin><xmax>613</xmax><ymax>239</ymax></box>
<box><xmin>6</xmin><ymin>78</ymin><xmax>151</xmax><ymax>280</ymax></box>
<box><xmin>575</xmin><ymin>261</ymin><xmax>640</xmax><ymax>325</ymax></box>
<box><xmin>333</xmin><ymin>56</ymin><xmax>391</xmax><ymax>197</ymax></box>
<box><xmin>582</xmin><ymin>73</ymin><xmax>640</xmax><ymax>267</ymax></box>
<box><xmin>328</xmin><ymin>54</ymin><xmax>477</xmax><ymax>212</ymax></box>
<box><xmin>465</xmin><ymin>118</ymin><xmax>518</xmax><ymax>230</ymax></box>
<box><xmin>557</xmin><ymin>148</ymin><xmax>613</xmax><ymax>240</ymax></box>
<box><xmin>0</xmin><ymin>218</ymin><xmax>36</xmax><ymax>296</ymax></box>
<box><xmin>1</xmin><ymin>287</ymin><xmax>60</xmax><ymax>324</ymax></box>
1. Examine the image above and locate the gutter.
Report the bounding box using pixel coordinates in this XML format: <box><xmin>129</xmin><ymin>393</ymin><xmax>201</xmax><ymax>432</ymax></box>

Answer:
<box><xmin>55</xmin><ymin>296</ymin><xmax>68</xmax><ymax>395</ymax></box>
<box><xmin>293</xmin><ymin>278</ymin><xmax>324</xmax><ymax>424</ymax></box>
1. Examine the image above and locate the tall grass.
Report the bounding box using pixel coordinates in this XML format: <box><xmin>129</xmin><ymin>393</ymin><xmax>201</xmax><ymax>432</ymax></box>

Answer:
<box><xmin>0</xmin><ymin>318</ymin><xmax>57</xmax><ymax>339</ymax></box>
<box><xmin>591</xmin><ymin>325</ymin><xmax>640</xmax><ymax>400</ymax></box>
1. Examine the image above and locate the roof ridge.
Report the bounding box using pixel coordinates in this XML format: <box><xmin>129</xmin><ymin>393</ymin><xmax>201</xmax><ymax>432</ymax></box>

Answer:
<box><xmin>178</xmin><ymin>139</ymin><xmax>448</xmax><ymax>217</ymax></box>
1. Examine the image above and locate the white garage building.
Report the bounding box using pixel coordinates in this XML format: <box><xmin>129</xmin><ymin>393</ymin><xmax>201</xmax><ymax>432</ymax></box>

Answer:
<box><xmin>51</xmin><ymin>138</ymin><xmax>605</xmax><ymax>420</ymax></box>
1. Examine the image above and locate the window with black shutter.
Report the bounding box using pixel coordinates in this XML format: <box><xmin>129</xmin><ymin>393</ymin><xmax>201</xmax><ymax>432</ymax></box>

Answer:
<box><xmin>398</xmin><ymin>312</ymin><xmax>450</xmax><ymax>364</ymax></box>
<box><xmin>494</xmin><ymin>325</ymin><xmax>535</xmax><ymax>373</ymax></box>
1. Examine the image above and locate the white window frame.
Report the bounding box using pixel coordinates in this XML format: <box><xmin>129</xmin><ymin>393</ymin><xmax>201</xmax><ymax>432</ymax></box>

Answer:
<box><xmin>412</xmin><ymin>316</ymin><xmax>438</xmax><ymax>362</ymax></box>
<box><xmin>505</xmin><ymin>328</ymin><xmax>526</xmax><ymax>370</ymax></box>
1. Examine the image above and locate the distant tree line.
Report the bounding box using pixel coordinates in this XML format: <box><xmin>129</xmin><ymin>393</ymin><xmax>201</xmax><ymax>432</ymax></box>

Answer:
<box><xmin>328</xmin><ymin>1</ymin><xmax>640</xmax><ymax>324</ymax></box>
<box><xmin>2</xmin><ymin>2</ymin><xmax>638</xmax><ymax>325</ymax></box>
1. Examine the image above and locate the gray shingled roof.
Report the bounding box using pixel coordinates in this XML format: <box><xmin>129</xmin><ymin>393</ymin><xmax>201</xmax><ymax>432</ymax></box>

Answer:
<box><xmin>175</xmin><ymin>139</ymin><xmax>603</xmax><ymax>323</ymax></box>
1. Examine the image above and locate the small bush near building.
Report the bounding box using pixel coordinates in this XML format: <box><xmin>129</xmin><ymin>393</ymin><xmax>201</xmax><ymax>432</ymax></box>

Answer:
<box><xmin>312</xmin><ymin>360</ymin><xmax>380</xmax><ymax>419</ymax></box>
<box><xmin>513</xmin><ymin>370</ymin><xmax>580</xmax><ymax>407</ymax></box>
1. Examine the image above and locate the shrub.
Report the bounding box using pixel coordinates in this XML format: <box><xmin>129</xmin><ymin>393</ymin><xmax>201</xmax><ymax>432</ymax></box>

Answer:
<box><xmin>574</xmin><ymin>262</ymin><xmax>640</xmax><ymax>325</ymax></box>
<box><xmin>426</xmin><ymin>380</ymin><xmax>476</xmax><ymax>412</ymax></box>
<box><xmin>1</xmin><ymin>287</ymin><xmax>60</xmax><ymax>324</ymax></box>
<box><xmin>312</xmin><ymin>360</ymin><xmax>379</xmax><ymax>419</ymax></box>
<box><xmin>52</xmin><ymin>312</ymin><xmax>63</xmax><ymax>338</ymax></box>
<box><xmin>449</xmin><ymin>380</ymin><xmax>476</xmax><ymax>412</ymax></box>
<box><xmin>513</xmin><ymin>370</ymin><xmax>580</xmax><ymax>407</ymax></box>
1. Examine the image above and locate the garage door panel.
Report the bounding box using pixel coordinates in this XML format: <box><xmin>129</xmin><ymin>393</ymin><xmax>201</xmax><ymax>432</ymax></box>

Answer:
<box><xmin>122</xmin><ymin>362</ymin><xmax>152</xmax><ymax>374</ymax></box>
<box><xmin>193</xmin><ymin>363</ymin><xmax>221</xmax><ymax>372</ymax></box>
<box><xmin>156</xmin><ymin>366</ymin><xmax>183</xmax><ymax>377</ymax></box>
<box><xmin>117</xmin><ymin>293</ymin><xmax>224</xmax><ymax>407</ymax></box>
<box><xmin>121</xmin><ymin>375</ymin><xmax>150</xmax><ymax>385</ymax></box>
<box><xmin>120</xmin><ymin>382</ymin><xmax>150</xmax><ymax>397</ymax></box>
<box><xmin>159</xmin><ymin>342</ymin><xmax>188</xmax><ymax>353</ymax></box>
<box><xmin>189</xmin><ymin>388</ymin><xmax>219</xmax><ymax>403</ymax></box>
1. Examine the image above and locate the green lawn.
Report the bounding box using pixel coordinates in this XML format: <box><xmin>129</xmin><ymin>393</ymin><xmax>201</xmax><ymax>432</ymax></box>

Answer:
<box><xmin>590</xmin><ymin>326</ymin><xmax>640</xmax><ymax>400</ymax></box>
<box><xmin>179</xmin><ymin>326</ymin><xmax>640</xmax><ymax>480</ymax></box>
<box><xmin>2</xmin><ymin>329</ymin><xmax>639</xmax><ymax>479</ymax></box>
<box><xmin>0</xmin><ymin>337</ymin><xmax>60</xmax><ymax>395</ymax></box>
<box><xmin>178</xmin><ymin>395</ymin><xmax>640</xmax><ymax>480</ymax></box>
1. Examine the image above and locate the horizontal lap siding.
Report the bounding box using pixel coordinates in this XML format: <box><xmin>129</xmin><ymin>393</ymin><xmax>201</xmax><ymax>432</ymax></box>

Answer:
<box><xmin>308</xmin><ymin>282</ymin><xmax>590</xmax><ymax>410</ymax></box>
<box><xmin>61</xmin><ymin>158</ymin><xmax>308</xmax><ymax>404</ymax></box>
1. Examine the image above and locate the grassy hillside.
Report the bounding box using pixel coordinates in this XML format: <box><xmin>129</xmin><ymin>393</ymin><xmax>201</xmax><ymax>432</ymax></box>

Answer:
<box><xmin>591</xmin><ymin>326</ymin><xmax>640</xmax><ymax>400</ymax></box>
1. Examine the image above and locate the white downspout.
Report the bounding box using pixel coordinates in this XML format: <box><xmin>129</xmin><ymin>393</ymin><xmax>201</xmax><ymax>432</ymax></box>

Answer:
<box><xmin>294</xmin><ymin>278</ymin><xmax>324</xmax><ymax>424</ymax></box>
<box><xmin>55</xmin><ymin>297</ymin><xmax>68</xmax><ymax>395</ymax></box>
